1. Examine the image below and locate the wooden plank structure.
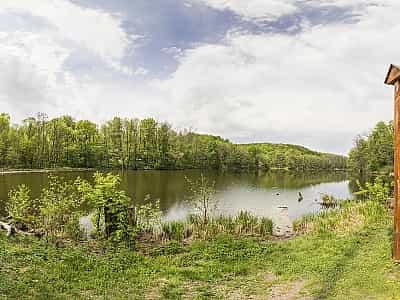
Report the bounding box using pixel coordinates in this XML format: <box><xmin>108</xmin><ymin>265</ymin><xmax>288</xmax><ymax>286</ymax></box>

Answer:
<box><xmin>385</xmin><ymin>64</ymin><xmax>400</xmax><ymax>261</ymax></box>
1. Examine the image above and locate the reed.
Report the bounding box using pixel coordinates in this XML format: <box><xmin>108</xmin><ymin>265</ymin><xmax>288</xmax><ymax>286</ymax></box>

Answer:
<box><xmin>155</xmin><ymin>212</ymin><xmax>273</xmax><ymax>242</ymax></box>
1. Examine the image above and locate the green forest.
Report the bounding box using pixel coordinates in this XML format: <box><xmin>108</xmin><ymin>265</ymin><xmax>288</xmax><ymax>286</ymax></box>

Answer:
<box><xmin>0</xmin><ymin>113</ymin><xmax>347</xmax><ymax>171</ymax></box>
<box><xmin>348</xmin><ymin>121</ymin><xmax>394</xmax><ymax>176</ymax></box>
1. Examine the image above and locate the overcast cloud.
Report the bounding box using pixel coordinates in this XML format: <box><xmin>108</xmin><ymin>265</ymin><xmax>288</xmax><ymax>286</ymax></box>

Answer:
<box><xmin>0</xmin><ymin>0</ymin><xmax>397</xmax><ymax>154</ymax></box>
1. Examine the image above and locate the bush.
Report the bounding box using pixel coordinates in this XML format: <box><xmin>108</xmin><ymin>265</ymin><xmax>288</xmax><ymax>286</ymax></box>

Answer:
<box><xmin>78</xmin><ymin>172</ymin><xmax>134</xmax><ymax>243</ymax></box>
<box><xmin>355</xmin><ymin>176</ymin><xmax>390</xmax><ymax>205</ymax></box>
<box><xmin>185</xmin><ymin>174</ymin><xmax>217</xmax><ymax>225</ymax></box>
<box><xmin>320</xmin><ymin>194</ymin><xmax>338</xmax><ymax>208</ymax></box>
<box><xmin>39</xmin><ymin>176</ymin><xmax>85</xmax><ymax>241</ymax></box>
<box><xmin>136</xmin><ymin>196</ymin><xmax>162</xmax><ymax>234</ymax></box>
<box><xmin>7</xmin><ymin>177</ymin><xmax>88</xmax><ymax>241</ymax></box>
<box><xmin>7</xmin><ymin>185</ymin><xmax>38</xmax><ymax>230</ymax></box>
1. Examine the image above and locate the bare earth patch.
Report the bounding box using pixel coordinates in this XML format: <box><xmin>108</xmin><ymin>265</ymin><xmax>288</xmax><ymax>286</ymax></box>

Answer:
<box><xmin>269</xmin><ymin>280</ymin><xmax>313</xmax><ymax>300</ymax></box>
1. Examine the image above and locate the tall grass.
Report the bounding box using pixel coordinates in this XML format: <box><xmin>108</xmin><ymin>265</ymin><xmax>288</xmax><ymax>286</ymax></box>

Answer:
<box><xmin>153</xmin><ymin>212</ymin><xmax>273</xmax><ymax>242</ymax></box>
<box><xmin>293</xmin><ymin>200</ymin><xmax>387</xmax><ymax>235</ymax></box>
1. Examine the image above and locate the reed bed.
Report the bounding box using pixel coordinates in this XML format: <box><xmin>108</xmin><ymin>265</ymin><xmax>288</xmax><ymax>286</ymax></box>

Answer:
<box><xmin>151</xmin><ymin>211</ymin><xmax>273</xmax><ymax>242</ymax></box>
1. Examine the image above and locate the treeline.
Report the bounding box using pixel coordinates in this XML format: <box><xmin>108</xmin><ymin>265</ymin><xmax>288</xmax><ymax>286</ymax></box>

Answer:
<box><xmin>348</xmin><ymin>121</ymin><xmax>394</xmax><ymax>176</ymax></box>
<box><xmin>0</xmin><ymin>113</ymin><xmax>347</xmax><ymax>171</ymax></box>
<box><xmin>239</xmin><ymin>143</ymin><xmax>347</xmax><ymax>171</ymax></box>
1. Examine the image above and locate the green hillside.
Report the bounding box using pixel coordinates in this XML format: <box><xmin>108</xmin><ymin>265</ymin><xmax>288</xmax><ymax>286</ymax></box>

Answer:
<box><xmin>0</xmin><ymin>113</ymin><xmax>346</xmax><ymax>171</ymax></box>
<box><xmin>238</xmin><ymin>143</ymin><xmax>347</xmax><ymax>171</ymax></box>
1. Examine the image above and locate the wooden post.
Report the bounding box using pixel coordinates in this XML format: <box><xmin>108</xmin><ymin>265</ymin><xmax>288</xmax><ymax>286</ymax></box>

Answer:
<box><xmin>394</xmin><ymin>81</ymin><xmax>400</xmax><ymax>261</ymax></box>
<box><xmin>385</xmin><ymin>64</ymin><xmax>400</xmax><ymax>261</ymax></box>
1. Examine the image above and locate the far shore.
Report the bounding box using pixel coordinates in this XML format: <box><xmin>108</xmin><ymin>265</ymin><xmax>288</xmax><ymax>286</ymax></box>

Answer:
<box><xmin>0</xmin><ymin>167</ymin><xmax>349</xmax><ymax>175</ymax></box>
<box><xmin>0</xmin><ymin>168</ymin><xmax>94</xmax><ymax>175</ymax></box>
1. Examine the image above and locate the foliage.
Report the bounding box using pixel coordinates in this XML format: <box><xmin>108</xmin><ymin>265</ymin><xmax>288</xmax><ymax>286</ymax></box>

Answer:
<box><xmin>293</xmin><ymin>199</ymin><xmax>386</xmax><ymax>235</ymax></box>
<box><xmin>6</xmin><ymin>177</ymin><xmax>88</xmax><ymax>240</ymax></box>
<box><xmin>185</xmin><ymin>174</ymin><xmax>217</xmax><ymax>224</ymax></box>
<box><xmin>5</xmin><ymin>173</ymin><xmax>137</xmax><ymax>243</ymax></box>
<box><xmin>0</xmin><ymin>112</ymin><xmax>347</xmax><ymax>172</ymax></box>
<box><xmin>320</xmin><ymin>193</ymin><xmax>338</xmax><ymax>208</ymax></box>
<box><xmin>240</xmin><ymin>143</ymin><xmax>348</xmax><ymax>171</ymax></box>
<box><xmin>136</xmin><ymin>196</ymin><xmax>163</xmax><ymax>233</ymax></box>
<box><xmin>348</xmin><ymin>121</ymin><xmax>394</xmax><ymax>175</ymax></box>
<box><xmin>354</xmin><ymin>176</ymin><xmax>390</xmax><ymax>205</ymax></box>
<box><xmin>6</xmin><ymin>185</ymin><xmax>38</xmax><ymax>229</ymax></box>
<box><xmin>39</xmin><ymin>176</ymin><xmax>85</xmax><ymax>241</ymax></box>
<box><xmin>79</xmin><ymin>172</ymin><xmax>134</xmax><ymax>243</ymax></box>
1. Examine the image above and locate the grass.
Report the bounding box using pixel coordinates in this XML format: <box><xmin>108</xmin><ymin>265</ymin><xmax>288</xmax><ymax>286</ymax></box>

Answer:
<box><xmin>154</xmin><ymin>212</ymin><xmax>273</xmax><ymax>242</ymax></box>
<box><xmin>1</xmin><ymin>201</ymin><xmax>400</xmax><ymax>299</ymax></box>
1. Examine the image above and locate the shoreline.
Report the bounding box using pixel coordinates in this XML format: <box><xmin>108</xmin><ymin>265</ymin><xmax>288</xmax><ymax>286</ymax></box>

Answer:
<box><xmin>0</xmin><ymin>167</ymin><xmax>349</xmax><ymax>175</ymax></box>
<box><xmin>0</xmin><ymin>168</ymin><xmax>94</xmax><ymax>175</ymax></box>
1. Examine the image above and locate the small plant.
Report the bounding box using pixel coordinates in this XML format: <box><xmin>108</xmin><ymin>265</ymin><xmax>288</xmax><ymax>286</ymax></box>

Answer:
<box><xmin>235</xmin><ymin>211</ymin><xmax>258</xmax><ymax>233</ymax></box>
<box><xmin>136</xmin><ymin>196</ymin><xmax>163</xmax><ymax>234</ymax></box>
<box><xmin>185</xmin><ymin>174</ymin><xmax>217</xmax><ymax>225</ymax></box>
<box><xmin>161</xmin><ymin>221</ymin><xmax>186</xmax><ymax>241</ymax></box>
<box><xmin>259</xmin><ymin>217</ymin><xmax>273</xmax><ymax>236</ymax></box>
<box><xmin>320</xmin><ymin>194</ymin><xmax>338</xmax><ymax>208</ymax></box>
<box><xmin>213</xmin><ymin>215</ymin><xmax>235</xmax><ymax>233</ymax></box>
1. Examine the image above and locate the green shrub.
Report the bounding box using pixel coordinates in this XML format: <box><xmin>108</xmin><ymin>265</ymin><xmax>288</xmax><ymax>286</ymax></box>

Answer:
<box><xmin>355</xmin><ymin>176</ymin><xmax>390</xmax><ymax>204</ymax></box>
<box><xmin>185</xmin><ymin>174</ymin><xmax>217</xmax><ymax>225</ymax></box>
<box><xmin>78</xmin><ymin>172</ymin><xmax>134</xmax><ymax>243</ymax></box>
<box><xmin>7</xmin><ymin>185</ymin><xmax>38</xmax><ymax>229</ymax></box>
<box><xmin>136</xmin><ymin>196</ymin><xmax>162</xmax><ymax>234</ymax></box>
<box><xmin>39</xmin><ymin>175</ymin><xmax>85</xmax><ymax>241</ymax></box>
<box><xmin>6</xmin><ymin>177</ymin><xmax>88</xmax><ymax>241</ymax></box>
<box><xmin>320</xmin><ymin>194</ymin><xmax>338</xmax><ymax>208</ymax></box>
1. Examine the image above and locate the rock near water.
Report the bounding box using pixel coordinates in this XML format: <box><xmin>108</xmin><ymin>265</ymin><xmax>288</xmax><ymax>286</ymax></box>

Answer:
<box><xmin>272</xmin><ymin>206</ymin><xmax>293</xmax><ymax>237</ymax></box>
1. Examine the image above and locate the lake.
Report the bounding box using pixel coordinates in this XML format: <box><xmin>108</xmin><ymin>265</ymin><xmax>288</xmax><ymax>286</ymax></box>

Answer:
<box><xmin>0</xmin><ymin>170</ymin><xmax>353</xmax><ymax>221</ymax></box>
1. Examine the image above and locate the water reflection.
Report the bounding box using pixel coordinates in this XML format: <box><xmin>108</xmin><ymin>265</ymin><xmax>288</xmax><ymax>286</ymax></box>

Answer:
<box><xmin>0</xmin><ymin>170</ymin><xmax>352</xmax><ymax>220</ymax></box>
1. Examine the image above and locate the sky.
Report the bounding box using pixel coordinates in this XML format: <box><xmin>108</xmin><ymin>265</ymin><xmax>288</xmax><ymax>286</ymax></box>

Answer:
<box><xmin>0</xmin><ymin>0</ymin><xmax>398</xmax><ymax>155</ymax></box>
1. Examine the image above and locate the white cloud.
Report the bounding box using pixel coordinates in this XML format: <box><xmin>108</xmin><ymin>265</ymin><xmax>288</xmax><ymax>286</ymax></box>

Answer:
<box><xmin>134</xmin><ymin>67</ymin><xmax>149</xmax><ymax>76</ymax></box>
<box><xmin>0</xmin><ymin>0</ymin><xmax>145</xmax><ymax>121</ymax></box>
<box><xmin>0</xmin><ymin>0</ymin><xmax>135</xmax><ymax>72</ymax></box>
<box><xmin>196</xmin><ymin>0</ymin><xmax>298</xmax><ymax>21</ymax></box>
<box><xmin>2</xmin><ymin>0</ymin><xmax>400</xmax><ymax>154</ymax></box>
<box><xmin>312</xmin><ymin>0</ymin><xmax>377</xmax><ymax>7</ymax></box>
<box><xmin>156</xmin><ymin>0</ymin><xmax>400</xmax><ymax>153</ymax></box>
<box><xmin>161</xmin><ymin>46</ymin><xmax>183</xmax><ymax>59</ymax></box>
<box><xmin>195</xmin><ymin>0</ymin><xmax>383</xmax><ymax>22</ymax></box>
<box><xmin>0</xmin><ymin>31</ymin><xmax>73</xmax><ymax>115</ymax></box>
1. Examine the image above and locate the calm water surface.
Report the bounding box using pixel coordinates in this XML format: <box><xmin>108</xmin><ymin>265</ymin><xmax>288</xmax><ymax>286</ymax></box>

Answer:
<box><xmin>0</xmin><ymin>170</ymin><xmax>353</xmax><ymax>221</ymax></box>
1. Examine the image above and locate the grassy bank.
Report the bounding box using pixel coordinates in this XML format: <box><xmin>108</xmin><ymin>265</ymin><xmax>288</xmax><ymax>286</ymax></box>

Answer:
<box><xmin>1</xmin><ymin>200</ymin><xmax>400</xmax><ymax>299</ymax></box>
